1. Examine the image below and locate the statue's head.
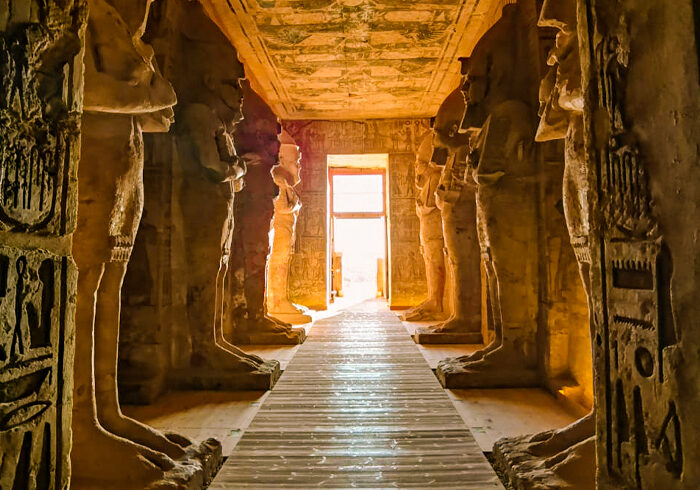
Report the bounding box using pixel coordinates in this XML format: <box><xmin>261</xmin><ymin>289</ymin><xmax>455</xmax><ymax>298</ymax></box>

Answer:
<box><xmin>433</xmin><ymin>87</ymin><xmax>469</xmax><ymax>151</ymax></box>
<box><xmin>276</xmin><ymin>131</ymin><xmax>302</xmax><ymax>187</ymax></box>
<box><xmin>535</xmin><ymin>0</ymin><xmax>581</xmax><ymax>141</ymax></box>
<box><xmin>234</xmin><ymin>82</ymin><xmax>281</xmax><ymax>164</ymax></box>
<box><xmin>459</xmin><ymin>3</ymin><xmax>538</xmax><ymax>132</ymax></box>
<box><xmin>178</xmin><ymin>1</ymin><xmax>245</xmax><ymax>125</ymax></box>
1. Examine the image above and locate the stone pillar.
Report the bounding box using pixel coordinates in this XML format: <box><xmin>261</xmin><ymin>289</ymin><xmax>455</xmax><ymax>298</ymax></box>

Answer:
<box><xmin>266</xmin><ymin>131</ymin><xmax>313</xmax><ymax>324</ymax></box>
<box><xmin>412</xmin><ymin>89</ymin><xmax>482</xmax><ymax>344</ymax></box>
<box><xmin>578</xmin><ymin>0</ymin><xmax>699</xmax><ymax>488</ymax></box>
<box><xmin>400</xmin><ymin>132</ymin><xmax>448</xmax><ymax>322</ymax></box>
<box><xmin>70</xmin><ymin>1</ymin><xmax>220</xmax><ymax>487</ymax></box>
<box><xmin>160</xmin><ymin>0</ymin><xmax>280</xmax><ymax>391</ymax></box>
<box><xmin>436</xmin><ymin>1</ymin><xmax>542</xmax><ymax>388</ymax></box>
<box><xmin>492</xmin><ymin>1</ymin><xmax>597</xmax><ymax>488</ymax></box>
<box><xmin>228</xmin><ymin>83</ymin><xmax>306</xmax><ymax>345</ymax></box>
<box><xmin>0</xmin><ymin>3</ymin><xmax>85</xmax><ymax>488</ymax></box>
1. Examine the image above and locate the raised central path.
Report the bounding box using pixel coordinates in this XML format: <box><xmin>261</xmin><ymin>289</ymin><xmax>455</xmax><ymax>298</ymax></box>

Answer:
<box><xmin>210</xmin><ymin>301</ymin><xmax>503</xmax><ymax>489</ymax></box>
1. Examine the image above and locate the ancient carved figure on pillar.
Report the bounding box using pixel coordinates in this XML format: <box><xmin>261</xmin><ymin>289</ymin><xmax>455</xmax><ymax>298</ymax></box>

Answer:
<box><xmin>491</xmin><ymin>1</ymin><xmax>596</xmax><ymax>488</ymax></box>
<box><xmin>437</xmin><ymin>2</ymin><xmax>542</xmax><ymax>388</ymax></box>
<box><xmin>230</xmin><ymin>84</ymin><xmax>306</xmax><ymax>345</ymax></box>
<box><xmin>399</xmin><ymin>132</ymin><xmax>448</xmax><ymax>322</ymax></box>
<box><xmin>168</xmin><ymin>0</ymin><xmax>280</xmax><ymax>390</ymax></box>
<box><xmin>266</xmin><ymin>131</ymin><xmax>312</xmax><ymax>325</ymax></box>
<box><xmin>70</xmin><ymin>0</ymin><xmax>218</xmax><ymax>487</ymax></box>
<box><xmin>412</xmin><ymin>88</ymin><xmax>482</xmax><ymax>344</ymax></box>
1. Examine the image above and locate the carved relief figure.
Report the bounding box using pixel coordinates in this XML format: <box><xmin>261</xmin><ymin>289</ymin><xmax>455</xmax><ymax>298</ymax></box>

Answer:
<box><xmin>437</xmin><ymin>3</ymin><xmax>541</xmax><ymax>388</ymax></box>
<box><xmin>266</xmin><ymin>131</ymin><xmax>312</xmax><ymax>324</ymax></box>
<box><xmin>412</xmin><ymin>88</ymin><xmax>482</xmax><ymax>344</ymax></box>
<box><xmin>231</xmin><ymin>83</ymin><xmax>306</xmax><ymax>345</ymax></box>
<box><xmin>400</xmin><ymin>132</ymin><xmax>448</xmax><ymax>321</ymax></box>
<box><xmin>71</xmin><ymin>1</ymin><xmax>217</xmax><ymax>487</ymax></box>
<box><xmin>170</xmin><ymin>0</ymin><xmax>280</xmax><ymax>388</ymax></box>
<box><xmin>0</xmin><ymin>2</ymin><xmax>85</xmax><ymax>487</ymax></box>
<box><xmin>492</xmin><ymin>1</ymin><xmax>596</xmax><ymax>488</ymax></box>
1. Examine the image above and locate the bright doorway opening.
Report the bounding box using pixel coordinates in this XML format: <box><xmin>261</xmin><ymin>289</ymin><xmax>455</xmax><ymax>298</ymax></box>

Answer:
<box><xmin>328</xmin><ymin>155</ymin><xmax>388</xmax><ymax>305</ymax></box>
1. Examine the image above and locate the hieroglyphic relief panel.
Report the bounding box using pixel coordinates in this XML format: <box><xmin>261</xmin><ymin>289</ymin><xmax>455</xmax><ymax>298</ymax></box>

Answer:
<box><xmin>0</xmin><ymin>2</ymin><xmax>86</xmax><ymax>488</ymax></box>
<box><xmin>579</xmin><ymin>0</ymin><xmax>699</xmax><ymax>487</ymax></box>
<box><xmin>284</xmin><ymin>119</ymin><xmax>429</xmax><ymax>309</ymax></box>
<box><xmin>201</xmin><ymin>0</ymin><xmax>511</xmax><ymax>119</ymax></box>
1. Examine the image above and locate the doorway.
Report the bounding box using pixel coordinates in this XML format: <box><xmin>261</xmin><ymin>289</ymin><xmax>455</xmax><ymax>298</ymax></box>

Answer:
<box><xmin>328</xmin><ymin>154</ymin><xmax>388</xmax><ymax>305</ymax></box>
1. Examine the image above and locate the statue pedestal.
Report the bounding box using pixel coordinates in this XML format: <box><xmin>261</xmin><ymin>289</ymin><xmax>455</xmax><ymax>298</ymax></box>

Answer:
<box><xmin>412</xmin><ymin>327</ymin><xmax>482</xmax><ymax>344</ymax></box>
<box><xmin>169</xmin><ymin>360</ymin><xmax>281</xmax><ymax>390</ymax></box>
<box><xmin>176</xmin><ymin>439</ymin><xmax>224</xmax><ymax>490</ymax></box>
<box><xmin>238</xmin><ymin>328</ymin><xmax>307</xmax><ymax>345</ymax></box>
<box><xmin>436</xmin><ymin>357</ymin><xmax>539</xmax><ymax>388</ymax></box>
<box><xmin>269</xmin><ymin>311</ymin><xmax>313</xmax><ymax>325</ymax></box>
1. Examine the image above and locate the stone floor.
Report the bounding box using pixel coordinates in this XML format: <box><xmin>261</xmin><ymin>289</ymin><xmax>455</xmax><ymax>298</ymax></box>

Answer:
<box><xmin>209</xmin><ymin>300</ymin><xmax>503</xmax><ymax>488</ymax></box>
<box><xmin>124</xmin><ymin>300</ymin><xmax>580</xmax><ymax>485</ymax></box>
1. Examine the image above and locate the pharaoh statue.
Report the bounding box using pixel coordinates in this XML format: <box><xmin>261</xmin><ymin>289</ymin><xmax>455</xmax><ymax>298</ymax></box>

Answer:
<box><xmin>71</xmin><ymin>0</ymin><xmax>218</xmax><ymax>487</ymax></box>
<box><xmin>400</xmin><ymin>132</ymin><xmax>448</xmax><ymax>322</ymax></box>
<box><xmin>266</xmin><ymin>131</ymin><xmax>313</xmax><ymax>324</ymax></box>
<box><xmin>437</xmin><ymin>2</ymin><xmax>542</xmax><ymax>388</ymax></box>
<box><xmin>168</xmin><ymin>0</ymin><xmax>280</xmax><ymax>389</ymax></box>
<box><xmin>412</xmin><ymin>88</ymin><xmax>482</xmax><ymax>344</ymax></box>
<box><xmin>493</xmin><ymin>1</ymin><xmax>596</xmax><ymax>488</ymax></box>
<box><xmin>230</xmin><ymin>83</ymin><xmax>306</xmax><ymax>345</ymax></box>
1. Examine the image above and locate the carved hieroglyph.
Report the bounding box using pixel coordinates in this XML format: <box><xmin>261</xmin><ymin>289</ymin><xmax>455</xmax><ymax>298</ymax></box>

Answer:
<box><xmin>0</xmin><ymin>3</ymin><xmax>85</xmax><ymax>487</ymax></box>
<box><xmin>229</xmin><ymin>83</ymin><xmax>306</xmax><ymax>345</ymax></box>
<box><xmin>437</xmin><ymin>2</ymin><xmax>542</xmax><ymax>388</ymax></box>
<box><xmin>399</xmin><ymin>132</ymin><xmax>447</xmax><ymax>322</ymax></box>
<box><xmin>70</xmin><ymin>1</ymin><xmax>220</xmax><ymax>488</ymax></box>
<box><xmin>266</xmin><ymin>131</ymin><xmax>312</xmax><ymax>325</ymax></box>
<box><xmin>492</xmin><ymin>1</ymin><xmax>596</xmax><ymax>488</ymax></box>
<box><xmin>167</xmin><ymin>0</ymin><xmax>281</xmax><ymax>390</ymax></box>
<box><xmin>578</xmin><ymin>1</ymin><xmax>698</xmax><ymax>488</ymax></box>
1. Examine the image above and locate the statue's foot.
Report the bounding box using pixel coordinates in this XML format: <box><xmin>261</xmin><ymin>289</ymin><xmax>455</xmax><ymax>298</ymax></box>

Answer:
<box><xmin>98</xmin><ymin>410</ymin><xmax>189</xmax><ymax>460</ymax></box>
<box><xmin>424</xmin><ymin>316</ymin><xmax>480</xmax><ymax>334</ymax></box>
<box><xmin>71</xmin><ymin>414</ymin><xmax>180</xmax><ymax>490</ymax></box>
<box><xmin>399</xmin><ymin>301</ymin><xmax>444</xmax><ymax>321</ymax></box>
<box><xmin>193</xmin><ymin>346</ymin><xmax>265</xmax><ymax>372</ymax></box>
<box><xmin>494</xmin><ymin>435</ymin><xmax>596</xmax><ymax>490</ymax></box>
<box><xmin>436</xmin><ymin>346</ymin><xmax>539</xmax><ymax>388</ymax></box>
<box><xmin>215</xmin><ymin>339</ymin><xmax>266</xmax><ymax>364</ymax></box>
<box><xmin>527</xmin><ymin>412</ymin><xmax>594</xmax><ymax>456</ymax></box>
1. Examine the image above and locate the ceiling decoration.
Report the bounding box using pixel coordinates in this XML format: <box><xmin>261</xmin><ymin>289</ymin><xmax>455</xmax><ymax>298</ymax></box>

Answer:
<box><xmin>201</xmin><ymin>0</ymin><xmax>509</xmax><ymax>120</ymax></box>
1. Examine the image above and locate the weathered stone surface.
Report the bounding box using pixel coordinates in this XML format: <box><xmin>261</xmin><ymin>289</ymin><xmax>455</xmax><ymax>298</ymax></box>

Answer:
<box><xmin>228</xmin><ymin>82</ymin><xmax>306</xmax><ymax>345</ymax></box>
<box><xmin>70</xmin><ymin>1</ymin><xmax>221</xmax><ymax>487</ymax></box>
<box><xmin>490</xmin><ymin>1</ymin><xmax>595</xmax><ymax>488</ymax></box>
<box><xmin>579</xmin><ymin>0</ymin><xmax>699</xmax><ymax>488</ymax></box>
<box><xmin>399</xmin><ymin>133</ymin><xmax>448</xmax><ymax>322</ymax></box>
<box><xmin>266</xmin><ymin>131</ymin><xmax>313</xmax><ymax>325</ymax></box>
<box><xmin>413</xmin><ymin>87</ymin><xmax>482</xmax><ymax>345</ymax></box>
<box><xmin>0</xmin><ymin>2</ymin><xmax>85</xmax><ymax>488</ymax></box>
<box><xmin>284</xmin><ymin>119</ymin><xmax>429</xmax><ymax>310</ymax></box>
<box><xmin>436</xmin><ymin>1</ymin><xmax>541</xmax><ymax>384</ymax></box>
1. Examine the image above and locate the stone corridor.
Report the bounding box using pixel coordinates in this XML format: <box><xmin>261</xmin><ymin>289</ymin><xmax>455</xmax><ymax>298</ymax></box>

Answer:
<box><xmin>210</xmin><ymin>301</ymin><xmax>502</xmax><ymax>488</ymax></box>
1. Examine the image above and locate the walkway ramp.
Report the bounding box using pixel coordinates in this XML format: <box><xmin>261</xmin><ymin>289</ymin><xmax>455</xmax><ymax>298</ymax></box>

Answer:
<box><xmin>210</xmin><ymin>302</ymin><xmax>503</xmax><ymax>489</ymax></box>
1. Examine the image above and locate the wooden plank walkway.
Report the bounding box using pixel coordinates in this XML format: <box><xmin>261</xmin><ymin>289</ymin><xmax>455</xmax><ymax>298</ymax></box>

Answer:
<box><xmin>210</xmin><ymin>301</ymin><xmax>503</xmax><ymax>489</ymax></box>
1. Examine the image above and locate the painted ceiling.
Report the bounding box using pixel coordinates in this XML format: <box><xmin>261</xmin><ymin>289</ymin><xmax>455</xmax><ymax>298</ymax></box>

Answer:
<box><xmin>201</xmin><ymin>0</ymin><xmax>509</xmax><ymax>120</ymax></box>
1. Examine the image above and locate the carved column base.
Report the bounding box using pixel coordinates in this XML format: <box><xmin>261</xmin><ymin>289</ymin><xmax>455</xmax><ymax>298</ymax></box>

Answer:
<box><xmin>492</xmin><ymin>435</ymin><xmax>595</xmax><ymax>490</ymax></box>
<box><xmin>412</xmin><ymin>327</ymin><xmax>483</xmax><ymax>344</ymax></box>
<box><xmin>168</xmin><ymin>360</ymin><xmax>281</xmax><ymax>391</ymax></box>
<box><xmin>436</xmin><ymin>357</ymin><xmax>539</xmax><ymax>388</ymax></box>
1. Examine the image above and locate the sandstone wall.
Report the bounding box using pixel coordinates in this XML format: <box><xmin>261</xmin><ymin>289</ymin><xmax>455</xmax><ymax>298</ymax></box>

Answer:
<box><xmin>284</xmin><ymin>119</ymin><xmax>430</xmax><ymax>310</ymax></box>
<box><xmin>0</xmin><ymin>2</ymin><xmax>86</xmax><ymax>486</ymax></box>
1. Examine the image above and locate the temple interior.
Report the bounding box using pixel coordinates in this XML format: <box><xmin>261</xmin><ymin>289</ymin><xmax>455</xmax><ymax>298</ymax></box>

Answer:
<box><xmin>1</xmin><ymin>0</ymin><xmax>698</xmax><ymax>489</ymax></box>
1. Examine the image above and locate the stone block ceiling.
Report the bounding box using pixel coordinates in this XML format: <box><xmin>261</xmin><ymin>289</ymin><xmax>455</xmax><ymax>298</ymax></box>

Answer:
<box><xmin>201</xmin><ymin>0</ymin><xmax>510</xmax><ymax>120</ymax></box>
